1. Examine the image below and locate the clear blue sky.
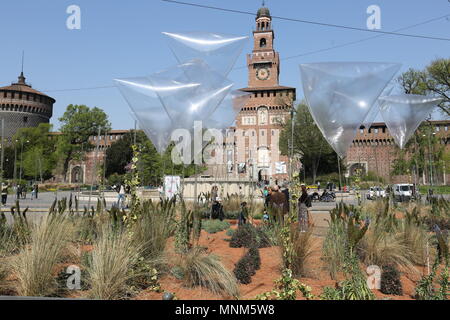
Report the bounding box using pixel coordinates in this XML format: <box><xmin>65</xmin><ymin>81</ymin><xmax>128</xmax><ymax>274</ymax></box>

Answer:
<box><xmin>0</xmin><ymin>0</ymin><xmax>449</xmax><ymax>130</ymax></box>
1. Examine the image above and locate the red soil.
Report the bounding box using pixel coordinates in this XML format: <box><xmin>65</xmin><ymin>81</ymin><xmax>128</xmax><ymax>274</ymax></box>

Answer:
<box><xmin>135</xmin><ymin>221</ymin><xmax>421</xmax><ymax>301</ymax></box>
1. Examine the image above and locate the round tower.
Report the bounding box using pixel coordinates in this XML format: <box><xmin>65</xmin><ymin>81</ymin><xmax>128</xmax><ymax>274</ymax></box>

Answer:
<box><xmin>0</xmin><ymin>72</ymin><xmax>55</xmax><ymax>142</ymax></box>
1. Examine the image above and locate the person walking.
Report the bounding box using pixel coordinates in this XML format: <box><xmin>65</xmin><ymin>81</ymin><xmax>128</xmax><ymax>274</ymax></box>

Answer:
<box><xmin>1</xmin><ymin>183</ymin><xmax>8</xmax><ymax>206</ymax></box>
<box><xmin>298</xmin><ymin>184</ymin><xmax>309</xmax><ymax>232</ymax></box>
<box><xmin>317</xmin><ymin>181</ymin><xmax>321</xmax><ymax>191</ymax></box>
<box><xmin>16</xmin><ymin>184</ymin><xmax>21</xmax><ymax>200</ymax></box>
<box><xmin>117</xmin><ymin>184</ymin><xmax>126</xmax><ymax>209</ymax></box>
<box><xmin>238</xmin><ymin>202</ymin><xmax>248</xmax><ymax>226</ymax></box>
<box><xmin>263</xmin><ymin>186</ymin><xmax>270</xmax><ymax>208</ymax></box>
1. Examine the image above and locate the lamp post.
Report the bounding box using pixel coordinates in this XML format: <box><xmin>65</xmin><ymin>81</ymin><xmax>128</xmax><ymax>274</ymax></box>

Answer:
<box><xmin>19</xmin><ymin>139</ymin><xmax>29</xmax><ymax>182</ymax></box>
<box><xmin>289</xmin><ymin>106</ymin><xmax>297</xmax><ymax>183</ymax></box>
<box><xmin>423</xmin><ymin>131</ymin><xmax>436</xmax><ymax>187</ymax></box>
<box><xmin>13</xmin><ymin>140</ymin><xmax>18</xmax><ymax>186</ymax></box>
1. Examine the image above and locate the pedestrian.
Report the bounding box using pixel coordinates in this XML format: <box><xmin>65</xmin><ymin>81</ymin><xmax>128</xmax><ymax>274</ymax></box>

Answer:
<box><xmin>281</xmin><ymin>182</ymin><xmax>290</xmax><ymax>214</ymax></box>
<box><xmin>34</xmin><ymin>184</ymin><xmax>39</xmax><ymax>199</ymax></box>
<box><xmin>317</xmin><ymin>181</ymin><xmax>321</xmax><ymax>191</ymax></box>
<box><xmin>238</xmin><ymin>201</ymin><xmax>248</xmax><ymax>226</ymax></box>
<box><xmin>1</xmin><ymin>183</ymin><xmax>8</xmax><ymax>206</ymax></box>
<box><xmin>269</xmin><ymin>185</ymin><xmax>287</xmax><ymax>224</ymax></box>
<box><xmin>31</xmin><ymin>185</ymin><xmax>36</xmax><ymax>200</ymax></box>
<box><xmin>21</xmin><ymin>184</ymin><xmax>26</xmax><ymax>199</ymax></box>
<box><xmin>263</xmin><ymin>186</ymin><xmax>270</xmax><ymax>208</ymax></box>
<box><xmin>298</xmin><ymin>184</ymin><xmax>309</xmax><ymax>232</ymax></box>
<box><xmin>16</xmin><ymin>184</ymin><xmax>21</xmax><ymax>199</ymax></box>
<box><xmin>262</xmin><ymin>210</ymin><xmax>270</xmax><ymax>224</ymax></box>
<box><xmin>117</xmin><ymin>184</ymin><xmax>126</xmax><ymax>209</ymax></box>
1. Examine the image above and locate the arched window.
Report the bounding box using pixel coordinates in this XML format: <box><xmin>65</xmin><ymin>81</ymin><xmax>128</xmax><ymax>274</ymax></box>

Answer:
<box><xmin>260</xmin><ymin>38</ymin><xmax>267</xmax><ymax>48</ymax></box>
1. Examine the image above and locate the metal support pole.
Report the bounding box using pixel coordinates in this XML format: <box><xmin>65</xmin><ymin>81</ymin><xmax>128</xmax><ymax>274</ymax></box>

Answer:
<box><xmin>0</xmin><ymin>119</ymin><xmax>4</xmax><ymax>189</ymax></box>
<box><xmin>88</xmin><ymin>127</ymin><xmax>102</xmax><ymax>210</ymax></box>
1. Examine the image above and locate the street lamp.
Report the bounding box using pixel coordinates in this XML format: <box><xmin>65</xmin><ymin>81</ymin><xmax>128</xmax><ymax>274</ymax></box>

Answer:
<box><xmin>19</xmin><ymin>139</ymin><xmax>30</xmax><ymax>182</ymax></box>
<box><xmin>423</xmin><ymin>131</ymin><xmax>437</xmax><ymax>187</ymax></box>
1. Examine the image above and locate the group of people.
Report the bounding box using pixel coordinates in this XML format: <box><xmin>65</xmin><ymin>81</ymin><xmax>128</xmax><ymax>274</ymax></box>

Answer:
<box><xmin>239</xmin><ymin>183</ymin><xmax>310</xmax><ymax>232</ymax></box>
<box><xmin>0</xmin><ymin>183</ymin><xmax>39</xmax><ymax>206</ymax></box>
<box><xmin>16</xmin><ymin>184</ymin><xmax>39</xmax><ymax>200</ymax></box>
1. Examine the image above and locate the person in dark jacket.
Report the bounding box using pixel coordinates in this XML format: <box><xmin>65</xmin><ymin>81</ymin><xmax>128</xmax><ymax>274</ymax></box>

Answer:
<box><xmin>269</xmin><ymin>186</ymin><xmax>287</xmax><ymax>224</ymax></box>
<box><xmin>298</xmin><ymin>184</ymin><xmax>309</xmax><ymax>232</ymax></box>
<box><xmin>281</xmin><ymin>183</ymin><xmax>290</xmax><ymax>214</ymax></box>
<box><xmin>238</xmin><ymin>202</ymin><xmax>248</xmax><ymax>226</ymax></box>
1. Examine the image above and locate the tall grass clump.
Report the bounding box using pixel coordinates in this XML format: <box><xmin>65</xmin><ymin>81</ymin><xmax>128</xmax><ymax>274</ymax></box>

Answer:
<box><xmin>12</xmin><ymin>214</ymin><xmax>72</xmax><ymax>297</ymax></box>
<box><xmin>322</xmin><ymin>218</ymin><xmax>347</xmax><ymax>279</ymax></box>
<box><xmin>86</xmin><ymin>226</ymin><xmax>142</xmax><ymax>300</ymax></box>
<box><xmin>358</xmin><ymin>200</ymin><xmax>426</xmax><ymax>271</ymax></box>
<box><xmin>131</xmin><ymin>200</ymin><xmax>177</xmax><ymax>260</ymax></box>
<box><xmin>177</xmin><ymin>247</ymin><xmax>240</xmax><ymax>299</ymax></box>
<box><xmin>290</xmin><ymin>228</ymin><xmax>315</xmax><ymax>277</ymax></box>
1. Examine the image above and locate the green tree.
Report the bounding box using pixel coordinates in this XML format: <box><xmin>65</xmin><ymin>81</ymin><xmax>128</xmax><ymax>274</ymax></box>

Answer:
<box><xmin>12</xmin><ymin>123</ymin><xmax>57</xmax><ymax>181</ymax></box>
<box><xmin>280</xmin><ymin>102</ymin><xmax>340</xmax><ymax>182</ymax></box>
<box><xmin>105</xmin><ymin>131</ymin><xmax>199</xmax><ymax>187</ymax></box>
<box><xmin>398</xmin><ymin>58</ymin><xmax>450</xmax><ymax>116</ymax></box>
<box><xmin>391</xmin><ymin>122</ymin><xmax>444</xmax><ymax>184</ymax></box>
<box><xmin>57</xmin><ymin>104</ymin><xmax>111</xmax><ymax>182</ymax></box>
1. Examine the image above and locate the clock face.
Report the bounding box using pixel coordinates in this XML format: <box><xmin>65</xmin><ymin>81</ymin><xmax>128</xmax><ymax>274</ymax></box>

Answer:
<box><xmin>256</xmin><ymin>67</ymin><xmax>270</xmax><ymax>81</ymax></box>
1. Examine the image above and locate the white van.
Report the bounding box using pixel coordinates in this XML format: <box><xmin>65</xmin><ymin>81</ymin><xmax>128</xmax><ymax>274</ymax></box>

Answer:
<box><xmin>393</xmin><ymin>184</ymin><xmax>414</xmax><ymax>202</ymax></box>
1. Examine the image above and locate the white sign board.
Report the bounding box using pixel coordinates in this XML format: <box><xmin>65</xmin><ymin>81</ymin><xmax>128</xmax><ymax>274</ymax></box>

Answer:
<box><xmin>164</xmin><ymin>176</ymin><xmax>181</xmax><ymax>200</ymax></box>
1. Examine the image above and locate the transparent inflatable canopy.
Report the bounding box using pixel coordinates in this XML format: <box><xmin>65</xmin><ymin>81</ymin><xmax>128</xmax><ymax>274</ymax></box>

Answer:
<box><xmin>147</xmin><ymin>59</ymin><xmax>234</xmax><ymax>130</ymax></box>
<box><xmin>114</xmin><ymin>77</ymin><xmax>175</xmax><ymax>154</ymax></box>
<box><xmin>362</xmin><ymin>87</ymin><xmax>393</xmax><ymax>130</ymax></box>
<box><xmin>163</xmin><ymin>31</ymin><xmax>248</xmax><ymax>76</ymax></box>
<box><xmin>115</xmin><ymin>32</ymin><xmax>248</xmax><ymax>155</ymax></box>
<box><xmin>300</xmin><ymin>62</ymin><xmax>401</xmax><ymax>158</ymax></box>
<box><xmin>205</xmin><ymin>90</ymin><xmax>251</xmax><ymax>129</ymax></box>
<box><xmin>379</xmin><ymin>94</ymin><xmax>442</xmax><ymax>149</ymax></box>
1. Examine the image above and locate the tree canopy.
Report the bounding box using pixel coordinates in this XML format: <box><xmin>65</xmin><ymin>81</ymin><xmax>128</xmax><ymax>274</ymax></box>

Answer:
<box><xmin>397</xmin><ymin>58</ymin><xmax>450</xmax><ymax>117</ymax></box>
<box><xmin>279</xmin><ymin>102</ymin><xmax>341</xmax><ymax>182</ymax></box>
<box><xmin>57</xmin><ymin>104</ymin><xmax>111</xmax><ymax>181</ymax></box>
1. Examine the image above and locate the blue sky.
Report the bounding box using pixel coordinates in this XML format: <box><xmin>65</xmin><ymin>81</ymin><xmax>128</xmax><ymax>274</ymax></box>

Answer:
<box><xmin>0</xmin><ymin>0</ymin><xmax>449</xmax><ymax>130</ymax></box>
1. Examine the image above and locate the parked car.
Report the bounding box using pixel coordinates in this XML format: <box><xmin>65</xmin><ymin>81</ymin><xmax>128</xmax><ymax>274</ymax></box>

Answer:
<box><xmin>366</xmin><ymin>186</ymin><xmax>386</xmax><ymax>200</ymax></box>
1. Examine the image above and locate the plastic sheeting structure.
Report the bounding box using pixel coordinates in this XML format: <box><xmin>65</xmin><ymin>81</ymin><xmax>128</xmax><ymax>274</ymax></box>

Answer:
<box><xmin>114</xmin><ymin>32</ymin><xmax>250</xmax><ymax>154</ymax></box>
<box><xmin>379</xmin><ymin>94</ymin><xmax>443</xmax><ymax>149</ymax></box>
<box><xmin>300</xmin><ymin>62</ymin><xmax>401</xmax><ymax>158</ymax></box>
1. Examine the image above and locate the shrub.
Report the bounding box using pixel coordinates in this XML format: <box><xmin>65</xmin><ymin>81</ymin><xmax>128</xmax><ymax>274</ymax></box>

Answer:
<box><xmin>255</xmin><ymin>227</ymin><xmax>272</xmax><ymax>248</ymax></box>
<box><xmin>226</xmin><ymin>229</ymin><xmax>235</xmax><ymax>237</ymax></box>
<box><xmin>11</xmin><ymin>214</ymin><xmax>72</xmax><ymax>297</ymax></box>
<box><xmin>248</xmin><ymin>246</ymin><xmax>261</xmax><ymax>271</ymax></box>
<box><xmin>256</xmin><ymin>269</ymin><xmax>314</xmax><ymax>300</ymax></box>
<box><xmin>178</xmin><ymin>247</ymin><xmax>240</xmax><ymax>298</ymax></box>
<box><xmin>202</xmin><ymin>220</ymin><xmax>230</xmax><ymax>234</ymax></box>
<box><xmin>233</xmin><ymin>254</ymin><xmax>255</xmax><ymax>285</ymax></box>
<box><xmin>86</xmin><ymin>227</ymin><xmax>142</xmax><ymax>300</ymax></box>
<box><xmin>380</xmin><ymin>265</ymin><xmax>403</xmax><ymax>296</ymax></box>
<box><xmin>230</xmin><ymin>224</ymin><xmax>257</xmax><ymax>248</ymax></box>
<box><xmin>229</xmin><ymin>224</ymin><xmax>271</xmax><ymax>249</ymax></box>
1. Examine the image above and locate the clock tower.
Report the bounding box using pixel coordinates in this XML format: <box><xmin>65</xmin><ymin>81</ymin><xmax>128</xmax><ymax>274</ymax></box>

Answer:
<box><xmin>248</xmin><ymin>7</ymin><xmax>280</xmax><ymax>87</ymax></box>
<box><xmin>230</xmin><ymin>4</ymin><xmax>296</xmax><ymax>184</ymax></box>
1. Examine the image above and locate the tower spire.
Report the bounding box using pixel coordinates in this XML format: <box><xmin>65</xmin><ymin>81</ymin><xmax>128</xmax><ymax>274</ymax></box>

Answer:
<box><xmin>17</xmin><ymin>50</ymin><xmax>26</xmax><ymax>85</ymax></box>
